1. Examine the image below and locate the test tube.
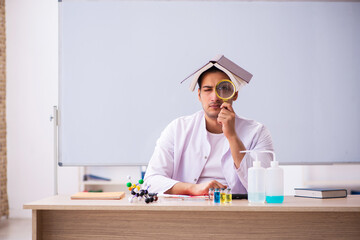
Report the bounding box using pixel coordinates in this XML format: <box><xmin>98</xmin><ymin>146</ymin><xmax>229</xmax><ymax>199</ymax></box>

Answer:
<box><xmin>214</xmin><ymin>188</ymin><xmax>220</xmax><ymax>204</ymax></box>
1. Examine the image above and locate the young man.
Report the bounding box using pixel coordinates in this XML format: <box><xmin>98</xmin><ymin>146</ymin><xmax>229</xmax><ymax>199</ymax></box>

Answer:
<box><xmin>144</xmin><ymin>66</ymin><xmax>274</xmax><ymax>195</ymax></box>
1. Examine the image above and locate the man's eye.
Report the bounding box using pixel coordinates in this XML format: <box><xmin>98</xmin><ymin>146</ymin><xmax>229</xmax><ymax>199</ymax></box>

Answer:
<box><xmin>219</xmin><ymin>87</ymin><xmax>230</xmax><ymax>91</ymax></box>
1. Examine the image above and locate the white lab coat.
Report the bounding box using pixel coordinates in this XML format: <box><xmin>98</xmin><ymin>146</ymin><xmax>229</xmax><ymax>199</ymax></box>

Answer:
<box><xmin>144</xmin><ymin>110</ymin><xmax>274</xmax><ymax>194</ymax></box>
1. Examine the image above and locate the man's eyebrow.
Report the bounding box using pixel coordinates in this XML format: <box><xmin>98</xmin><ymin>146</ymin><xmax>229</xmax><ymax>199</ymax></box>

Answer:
<box><xmin>202</xmin><ymin>85</ymin><xmax>213</xmax><ymax>89</ymax></box>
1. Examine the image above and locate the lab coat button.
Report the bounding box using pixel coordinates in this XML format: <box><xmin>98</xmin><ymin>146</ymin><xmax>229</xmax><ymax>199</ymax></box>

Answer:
<box><xmin>204</xmin><ymin>156</ymin><xmax>208</xmax><ymax>159</ymax></box>
<box><xmin>194</xmin><ymin>178</ymin><xmax>197</xmax><ymax>182</ymax></box>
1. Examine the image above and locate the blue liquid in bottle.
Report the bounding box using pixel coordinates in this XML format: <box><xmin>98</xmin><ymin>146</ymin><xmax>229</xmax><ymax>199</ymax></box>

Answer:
<box><xmin>214</xmin><ymin>189</ymin><xmax>220</xmax><ymax>204</ymax></box>
<box><xmin>266</xmin><ymin>195</ymin><xmax>284</xmax><ymax>203</ymax></box>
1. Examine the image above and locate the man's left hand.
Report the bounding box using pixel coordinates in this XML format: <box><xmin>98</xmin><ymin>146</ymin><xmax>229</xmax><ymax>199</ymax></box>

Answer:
<box><xmin>217</xmin><ymin>102</ymin><xmax>236</xmax><ymax>139</ymax></box>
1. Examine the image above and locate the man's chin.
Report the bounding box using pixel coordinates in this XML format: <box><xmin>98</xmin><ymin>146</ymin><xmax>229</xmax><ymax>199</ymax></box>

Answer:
<box><xmin>204</xmin><ymin>111</ymin><xmax>219</xmax><ymax>120</ymax></box>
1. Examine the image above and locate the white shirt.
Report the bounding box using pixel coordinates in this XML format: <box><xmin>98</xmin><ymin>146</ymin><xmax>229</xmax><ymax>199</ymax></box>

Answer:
<box><xmin>197</xmin><ymin>132</ymin><xmax>227</xmax><ymax>185</ymax></box>
<box><xmin>144</xmin><ymin>110</ymin><xmax>274</xmax><ymax>194</ymax></box>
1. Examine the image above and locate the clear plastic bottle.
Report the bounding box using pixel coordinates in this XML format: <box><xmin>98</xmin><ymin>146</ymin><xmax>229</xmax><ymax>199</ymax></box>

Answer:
<box><xmin>266</xmin><ymin>160</ymin><xmax>284</xmax><ymax>203</ymax></box>
<box><xmin>247</xmin><ymin>153</ymin><xmax>266</xmax><ymax>203</ymax></box>
<box><xmin>214</xmin><ymin>188</ymin><xmax>220</xmax><ymax>204</ymax></box>
<box><xmin>225</xmin><ymin>188</ymin><xmax>232</xmax><ymax>204</ymax></box>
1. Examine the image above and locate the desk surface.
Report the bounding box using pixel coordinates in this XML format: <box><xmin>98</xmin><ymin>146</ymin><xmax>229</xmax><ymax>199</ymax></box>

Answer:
<box><xmin>24</xmin><ymin>195</ymin><xmax>360</xmax><ymax>212</ymax></box>
<box><xmin>24</xmin><ymin>195</ymin><xmax>360</xmax><ymax>240</ymax></box>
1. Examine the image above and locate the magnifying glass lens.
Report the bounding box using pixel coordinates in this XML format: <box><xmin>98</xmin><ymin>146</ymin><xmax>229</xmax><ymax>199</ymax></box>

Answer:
<box><xmin>216</xmin><ymin>81</ymin><xmax>235</xmax><ymax>99</ymax></box>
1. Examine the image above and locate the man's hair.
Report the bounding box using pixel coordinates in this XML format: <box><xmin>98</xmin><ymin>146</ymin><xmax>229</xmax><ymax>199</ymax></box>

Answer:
<box><xmin>197</xmin><ymin>66</ymin><xmax>230</xmax><ymax>89</ymax></box>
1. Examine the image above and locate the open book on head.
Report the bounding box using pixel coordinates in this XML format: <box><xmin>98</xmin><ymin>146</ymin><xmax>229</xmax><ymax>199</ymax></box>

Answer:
<box><xmin>181</xmin><ymin>54</ymin><xmax>253</xmax><ymax>91</ymax></box>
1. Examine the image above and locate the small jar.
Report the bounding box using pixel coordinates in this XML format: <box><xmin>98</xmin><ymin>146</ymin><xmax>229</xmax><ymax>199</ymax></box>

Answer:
<box><xmin>214</xmin><ymin>188</ymin><xmax>220</xmax><ymax>204</ymax></box>
<box><xmin>208</xmin><ymin>188</ymin><xmax>214</xmax><ymax>200</ymax></box>
<box><xmin>225</xmin><ymin>188</ymin><xmax>232</xmax><ymax>203</ymax></box>
<box><xmin>220</xmin><ymin>188</ymin><xmax>226</xmax><ymax>203</ymax></box>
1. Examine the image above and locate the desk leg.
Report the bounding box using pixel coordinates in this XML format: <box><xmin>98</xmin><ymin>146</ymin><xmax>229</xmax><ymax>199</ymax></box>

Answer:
<box><xmin>32</xmin><ymin>210</ymin><xmax>41</xmax><ymax>240</ymax></box>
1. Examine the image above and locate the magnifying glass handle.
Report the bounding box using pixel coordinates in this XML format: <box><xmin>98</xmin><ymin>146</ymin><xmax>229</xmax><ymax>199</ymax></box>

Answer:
<box><xmin>222</xmin><ymin>99</ymin><xmax>229</xmax><ymax>109</ymax></box>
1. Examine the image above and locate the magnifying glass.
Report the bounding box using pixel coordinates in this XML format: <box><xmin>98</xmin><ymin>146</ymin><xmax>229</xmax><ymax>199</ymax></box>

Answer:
<box><xmin>215</xmin><ymin>79</ymin><xmax>236</xmax><ymax>102</ymax></box>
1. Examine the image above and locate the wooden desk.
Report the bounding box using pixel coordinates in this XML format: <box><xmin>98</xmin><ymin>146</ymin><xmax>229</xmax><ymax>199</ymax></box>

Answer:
<box><xmin>24</xmin><ymin>195</ymin><xmax>360</xmax><ymax>240</ymax></box>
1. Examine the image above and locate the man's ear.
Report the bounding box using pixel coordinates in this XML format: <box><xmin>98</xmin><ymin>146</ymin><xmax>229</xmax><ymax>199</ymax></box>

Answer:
<box><xmin>198</xmin><ymin>88</ymin><xmax>201</xmax><ymax>101</ymax></box>
<box><xmin>232</xmin><ymin>91</ymin><xmax>238</xmax><ymax>101</ymax></box>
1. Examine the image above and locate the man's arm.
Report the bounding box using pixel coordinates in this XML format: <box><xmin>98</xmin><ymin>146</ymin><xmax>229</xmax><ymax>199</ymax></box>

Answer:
<box><xmin>218</xmin><ymin>101</ymin><xmax>274</xmax><ymax>191</ymax></box>
<box><xmin>144</xmin><ymin>120</ymin><xmax>179</xmax><ymax>193</ymax></box>
<box><xmin>145</xmin><ymin>118</ymin><xmax>227</xmax><ymax>195</ymax></box>
<box><xmin>165</xmin><ymin>180</ymin><xmax>227</xmax><ymax>196</ymax></box>
<box><xmin>217</xmin><ymin>102</ymin><xmax>246</xmax><ymax>168</ymax></box>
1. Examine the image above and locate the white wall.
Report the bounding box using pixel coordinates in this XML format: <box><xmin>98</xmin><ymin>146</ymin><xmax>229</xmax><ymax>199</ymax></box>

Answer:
<box><xmin>5</xmin><ymin>0</ymin><xmax>360</xmax><ymax>218</ymax></box>
<box><xmin>6</xmin><ymin>0</ymin><xmax>71</xmax><ymax>218</ymax></box>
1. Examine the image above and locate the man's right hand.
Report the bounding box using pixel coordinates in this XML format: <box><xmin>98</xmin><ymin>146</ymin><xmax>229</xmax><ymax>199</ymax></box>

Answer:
<box><xmin>165</xmin><ymin>180</ymin><xmax>227</xmax><ymax>196</ymax></box>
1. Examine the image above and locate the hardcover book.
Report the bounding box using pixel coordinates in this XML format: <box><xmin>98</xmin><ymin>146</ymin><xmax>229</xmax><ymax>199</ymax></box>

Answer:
<box><xmin>181</xmin><ymin>55</ymin><xmax>253</xmax><ymax>91</ymax></box>
<box><xmin>294</xmin><ymin>188</ymin><xmax>347</xmax><ymax>199</ymax></box>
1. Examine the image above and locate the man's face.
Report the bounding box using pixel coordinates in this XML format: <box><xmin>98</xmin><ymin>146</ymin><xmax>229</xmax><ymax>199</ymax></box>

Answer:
<box><xmin>198</xmin><ymin>71</ymin><xmax>238</xmax><ymax>120</ymax></box>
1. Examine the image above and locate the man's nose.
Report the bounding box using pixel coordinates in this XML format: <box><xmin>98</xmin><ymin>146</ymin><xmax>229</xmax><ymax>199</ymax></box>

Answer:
<box><xmin>210</xmin><ymin>90</ymin><xmax>221</xmax><ymax>101</ymax></box>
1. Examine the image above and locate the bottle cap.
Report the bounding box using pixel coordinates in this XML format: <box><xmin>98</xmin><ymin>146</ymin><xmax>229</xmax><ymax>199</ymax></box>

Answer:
<box><xmin>271</xmin><ymin>161</ymin><xmax>279</xmax><ymax>167</ymax></box>
<box><xmin>253</xmin><ymin>161</ymin><xmax>261</xmax><ymax>167</ymax></box>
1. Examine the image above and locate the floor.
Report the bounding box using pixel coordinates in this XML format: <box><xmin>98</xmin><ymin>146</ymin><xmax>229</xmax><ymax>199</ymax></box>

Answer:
<box><xmin>0</xmin><ymin>218</ymin><xmax>32</xmax><ymax>240</ymax></box>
